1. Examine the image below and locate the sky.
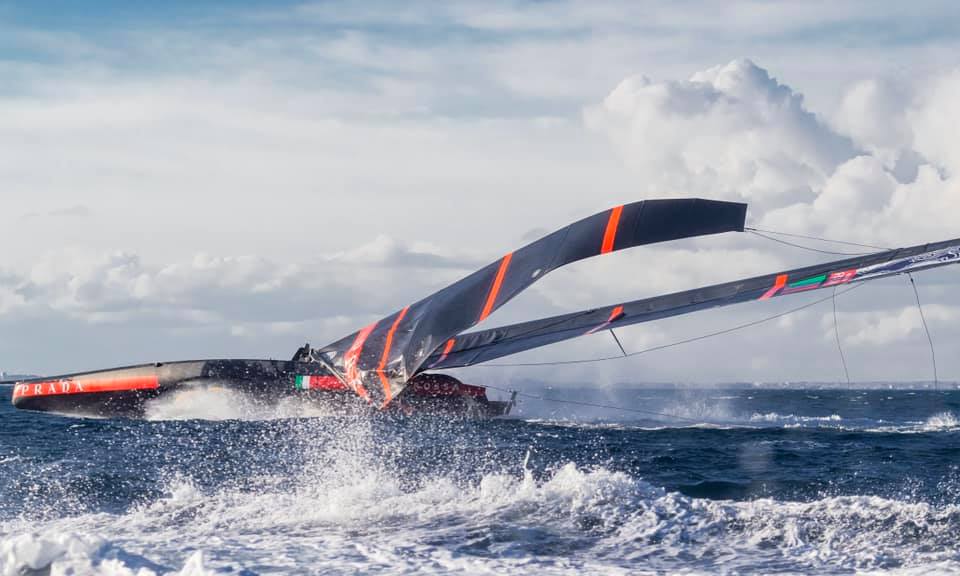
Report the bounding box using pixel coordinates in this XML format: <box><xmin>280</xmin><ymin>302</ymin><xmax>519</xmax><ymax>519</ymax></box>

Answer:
<box><xmin>2</xmin><ymin>0</ymin><xmax>960</xmax><ymax>385</ymax></box>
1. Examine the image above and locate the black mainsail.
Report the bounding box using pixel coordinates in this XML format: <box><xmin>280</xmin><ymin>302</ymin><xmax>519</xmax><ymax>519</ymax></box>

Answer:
<box><xmin>314</xmin><ymin>199</ymin><xmax>960</xmax><ymax>407</ymax></box>
<box><xmin>315</xmin><ymin>199</ymin><xmax>748</xmax><ymax>406</ymax></box>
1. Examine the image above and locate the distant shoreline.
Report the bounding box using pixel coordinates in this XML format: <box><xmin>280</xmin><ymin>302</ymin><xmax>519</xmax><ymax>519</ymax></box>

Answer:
<box><xmin>0</xmin><ymin>375</ymin><xmax>39</xmax><ymax>385</ymax></box>
<box><xmin>501</xmin><ymin>380</ymin><xmax>960</xmax><ymax>391</ymax></box>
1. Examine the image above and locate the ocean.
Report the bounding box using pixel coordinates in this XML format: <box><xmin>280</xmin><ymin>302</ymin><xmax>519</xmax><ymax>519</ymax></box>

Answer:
<box><xmin>1</xmin><ymin>385</ymin><xmax>959</xmax><ymax>575</ymax></box>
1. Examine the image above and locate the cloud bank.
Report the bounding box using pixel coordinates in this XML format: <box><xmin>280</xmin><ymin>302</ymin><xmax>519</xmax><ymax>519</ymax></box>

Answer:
<box><xmin>2</xmin><ymin>4</ymin><xmax>960</xmax><ymax>382</ymax></box>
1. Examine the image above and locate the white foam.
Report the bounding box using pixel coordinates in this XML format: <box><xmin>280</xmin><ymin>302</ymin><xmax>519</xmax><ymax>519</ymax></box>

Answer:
<box><xmin>0</xmin><ymin>531</ymin><xmax>218</xmax><ymax>576</ymax></box>
<box><xmin>143</xmin><ymin>384</ymin><xmax>340</xmax><ymax>421</ymax></box>
<box><xmin>749</xmin><ymin>412</ymin><xmax>844</xmax><ymax>426</ymax></box>
<box><xmin>3</xmin><ymin>415</ymin><xmax>959</xmax><ymax>574</ymax></box>
<box><xmin>921</xmin><ymin>412</ymin><xmax>960</xmax><ymax>431</ymax></box>
<box><xmin>4</xmin><ymin>452</ymin><xmax>959</xmax><ymax>574</ymax></box>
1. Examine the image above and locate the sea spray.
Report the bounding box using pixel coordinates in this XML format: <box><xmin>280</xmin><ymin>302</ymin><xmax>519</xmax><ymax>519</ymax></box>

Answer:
<box><xmin>3</xmin><ymin>388</ymin><xmax>960</xmax><ymax>574</ymax></box>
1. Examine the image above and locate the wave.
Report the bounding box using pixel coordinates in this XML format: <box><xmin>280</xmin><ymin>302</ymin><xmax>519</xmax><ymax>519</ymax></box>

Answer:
<box><xmin>526</xmin><ymin>410</ymin><xmax>960</xmax><ymax>433</ymax></box>
<box><xmin>922</xmin><ymin>411</ymin><xmax>960</xmax><ymax>431</ymax></box>
<box><xmin>749</xmin><ymin>411</ymin><xmax>844</xmax><ymax>426</ymax></box>
<box><xmin>0</xmin><ymin>532</ymin><xmax>214</xmax><ymax>575</ymax></box>
<box><xmin>859</xmin><ymin>412</ymin><xmax>960</xmax><ymax>434</ymax></box>
<box><xmin>3</xmin><ymin>447</ymin><xmax>959</xmax><ymax>575</ymax></box>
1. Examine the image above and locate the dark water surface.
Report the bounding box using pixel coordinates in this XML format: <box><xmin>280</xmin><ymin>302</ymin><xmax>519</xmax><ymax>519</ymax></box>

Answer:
<box><xmin>1</xmin><ymin>386</ymin><xmax>959</xmax><ymax>574</ymax></box>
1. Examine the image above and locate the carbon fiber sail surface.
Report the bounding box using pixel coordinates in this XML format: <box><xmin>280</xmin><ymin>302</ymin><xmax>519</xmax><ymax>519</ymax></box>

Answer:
<box><xmin>316</xmin><ymin>199</ymin><xmax>748</xmax><ymax>406</ymax></box>
<box><xmin>422</xmin><ymin>238</ymin><xmax>960</xmax><ymax>370</ymax></box>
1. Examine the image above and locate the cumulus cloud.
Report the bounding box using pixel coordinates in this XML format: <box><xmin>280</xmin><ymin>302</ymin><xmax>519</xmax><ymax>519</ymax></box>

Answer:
<box><xmin>585</xmin><ymin>59</ymin><xmax>856</xmax><ymax>210</ymax></box>
<box><xmin>759</xmin><ymin>72</ymin><xmax>960</xmax><ymax>247</ymax></box>
<box><xmin>588</xmin><ymin>58</ymin><xmax>960</xmax><ymax>251</ymax></box>
<box><xmin>824</xmin><ymin>305</ymin><xmax>960</xmax><ymax>347</ymax></box>
<box><xmin>911</xmin><ymin>69</ymin><xmax>960</xmax><ymax>176</ymax></box>
<box><xmin>324</xmin><ymin>234</ymin><xmax>481</xmax><ymax>269</ymax></box>
<box><xmin>3</xmin><ymin>1</ymin><xmax>960</xmax><ymax>382</ymax></box>
<box><xmin>0</xmin><ymin>238</ymin><xmax>473</xmax><ymax>329</ymax></box>
<box><xmin>833</xmin><ymin>78</ymin><xmax>913</xmax><ymax>167</ymax></box>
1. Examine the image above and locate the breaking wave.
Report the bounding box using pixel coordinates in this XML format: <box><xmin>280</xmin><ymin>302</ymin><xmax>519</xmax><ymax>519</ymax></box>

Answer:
<box><xmin>4</xmin><ymin>388</ymin><xmax>960</xmax><ymax>574</ymax></box>
<box><xmin>3</xmin><ymin>430</ymin><xmax>959</xmax><ymax>575</ymax></box>
<box><xmin>922</xmin><ymin>411</ymin><xmax>960</xmax><ymax>431</ymax></box>
<box><xmin>0</xmin><ymin>532</ymin><xmax>213</xmax><ymax>576</ymax></box>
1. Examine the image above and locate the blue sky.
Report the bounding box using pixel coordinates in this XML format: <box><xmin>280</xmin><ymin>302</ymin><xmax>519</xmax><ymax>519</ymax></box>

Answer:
<box><xmin>2</xmin><ymin>1</ymin><xmax>960</xmax><ymax>383</ymax></box>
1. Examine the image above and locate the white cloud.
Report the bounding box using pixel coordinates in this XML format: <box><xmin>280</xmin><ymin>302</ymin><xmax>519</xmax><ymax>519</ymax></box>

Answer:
<box><xmin>3</xmin><ymin>3</ymin><xmax>960</xmax><ymax>382</ymax></box>
<box><xmin>825</xmin><ymin>305</ymin><xmax>960</xmax><ymax>347</ymax></box>
<box><xmin>324</xmin><ymin>235</ymin><xmax>480</xmax><ymax>269</ymax></box>
<box><xmin>585</xmin><ymin>59</ymin><xmax>856</xmax><ymax>210</ymax></box>
<box><xmin>833</xmin><ymin>78</ymin><xmax>912</xmax><ymax>167</ymax></box>
<box><xmin>910</xmin><ymin>69</ymin><xmax>960</xmax><ymax>176</ymax></box>
<box><xmin>587</xmin><ymin>57</ymin><xmax>960</xmax><ymax>252</ymax></box>
<box><xmin>0</xmin><ymin>240</ymin><xmax>471</xmax><ymax>328</ymax></box>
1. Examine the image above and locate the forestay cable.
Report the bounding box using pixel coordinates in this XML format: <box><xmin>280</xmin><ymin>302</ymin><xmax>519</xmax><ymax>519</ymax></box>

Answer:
<box><xmin>746</xmin><ymin>229</ymin><xmax>876</xmax><ymax>256</ymax></box>
<box><xmin>744</xmin><ymin>227</ymin><xmax>890</xmax><ymax>251</ymax></box>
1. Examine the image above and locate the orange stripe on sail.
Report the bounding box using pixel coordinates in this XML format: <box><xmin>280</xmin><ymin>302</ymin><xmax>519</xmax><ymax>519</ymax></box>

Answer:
<box><xmin>601</xmin><ymin>205</ymin><xmax>624</xmax><ymax>254</ymax></box>
<box><xmin>585</xmin><ymin>305</ymin><xmax>625</xmax><ymax>335</ymax></box>
<box><xmin>439</xmin><ymin>338</ymin><xmax>456</xmax><ymax>361</ymax></box>
<box><xmin>607</xmin><ymin>305</ymin><xmax>625</xmax><ymax>322</ymax></box>
<box><xmin>426</xmin><ymin>338</ymin><xmax>457</xmax><ymax>369</ymax></box>
<box><xmin>478</xmin><ymin>253</ymin><xmax>513</xmax><ymax>322</ymax></box>
<box><xmin>344</xmin><ymin>322</ymin><xmax>378</xmax><ymax>402</ymax></box>
<box><xmin>377</xmin><ymin>306</ymin><xmax>410</xmax><ymax>405</ymax></box>
<box><xmin>759</xmin><ymin>274</ymin><xmax>788</xmax><ymax>300</ymax></box>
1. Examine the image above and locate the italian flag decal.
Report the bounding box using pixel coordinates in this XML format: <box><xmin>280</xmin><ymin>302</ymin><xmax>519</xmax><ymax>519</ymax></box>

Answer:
<box><xmin>782</xmin><ymin>274</ymin><xmax>827</xmax><ymax>294</ymax></box>
<box><xmin>295</xmin><ymin>375</ymin><xmax>346</xmax><ymax>391</ymax></box>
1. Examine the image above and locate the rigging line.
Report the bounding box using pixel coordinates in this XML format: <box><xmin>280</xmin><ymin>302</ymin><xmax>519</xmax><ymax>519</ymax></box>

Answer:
<box><xmin>476</xmin><ymin>283</ymin><xmax>865</xmax><ymax>368</ymax></box>
<box><xmin>744</xmin><ymin>227</ymin><xmax>890</xmax><ymax>251</ymax></box>
<box><xmin>747</xmin><ymin>230</ymin><xmax>876</xmax><ymax>256</ymax></box>
<box><xmin>832</xmin><ymin>286</ymin><xmax>852</xmax><ymax>388</ymax></box>
<box><xmin>908</xmin><ymin>273</ymin><xmax>939</xmax><ymax>391</ymax></box>
<box><xmin>480</xmin><ymin>383</ymin><xmax>721</xmax><ymax>425</ymax></box>
<box><xmin>609</xmin><ymin>329</ymin><xmax>627</xmax><ymax>357</ymax></box>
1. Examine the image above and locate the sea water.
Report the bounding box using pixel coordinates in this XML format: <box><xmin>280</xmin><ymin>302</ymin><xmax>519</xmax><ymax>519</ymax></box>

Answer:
<box><xmin>1</xmin><ymin>386</ymin><xmax>958</xmax><ymax>575</ymax></box>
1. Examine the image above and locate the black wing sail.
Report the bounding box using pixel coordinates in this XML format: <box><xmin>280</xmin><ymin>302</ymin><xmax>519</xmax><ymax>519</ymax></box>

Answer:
<box><xmin>316</xmin><ymin>199</ymin><xmax>748</xmax><ymax>406</ymax></box>
<box><xmin>422</xmin><ymin>237</ymin><xmax>960</xmax><ymax>370</ymax></box>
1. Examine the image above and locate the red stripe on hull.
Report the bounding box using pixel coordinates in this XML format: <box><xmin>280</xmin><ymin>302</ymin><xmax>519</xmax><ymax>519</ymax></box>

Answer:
<box><xmin>12</xmin><ymin>375</ymin><xmax>159</xmax><ymax>399</ymax></box>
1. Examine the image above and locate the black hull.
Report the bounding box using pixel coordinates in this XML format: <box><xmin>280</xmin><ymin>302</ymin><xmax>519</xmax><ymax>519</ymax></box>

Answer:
<box><xmin>10</xmin><ymin>359</ymin><xmax>512</xmax><ymax>419</ymax></box>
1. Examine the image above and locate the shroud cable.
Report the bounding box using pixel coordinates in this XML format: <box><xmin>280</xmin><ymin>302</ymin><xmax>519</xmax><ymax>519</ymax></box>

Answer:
<box><xmin>909</xmin><ymin>273</ymin><xmax>939</xmax><ymax>391</ymax></box>
<box><xmin>832</xmin><ymin>286</ymin><xmax>852</xmax><ymax>388</ymax></box>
